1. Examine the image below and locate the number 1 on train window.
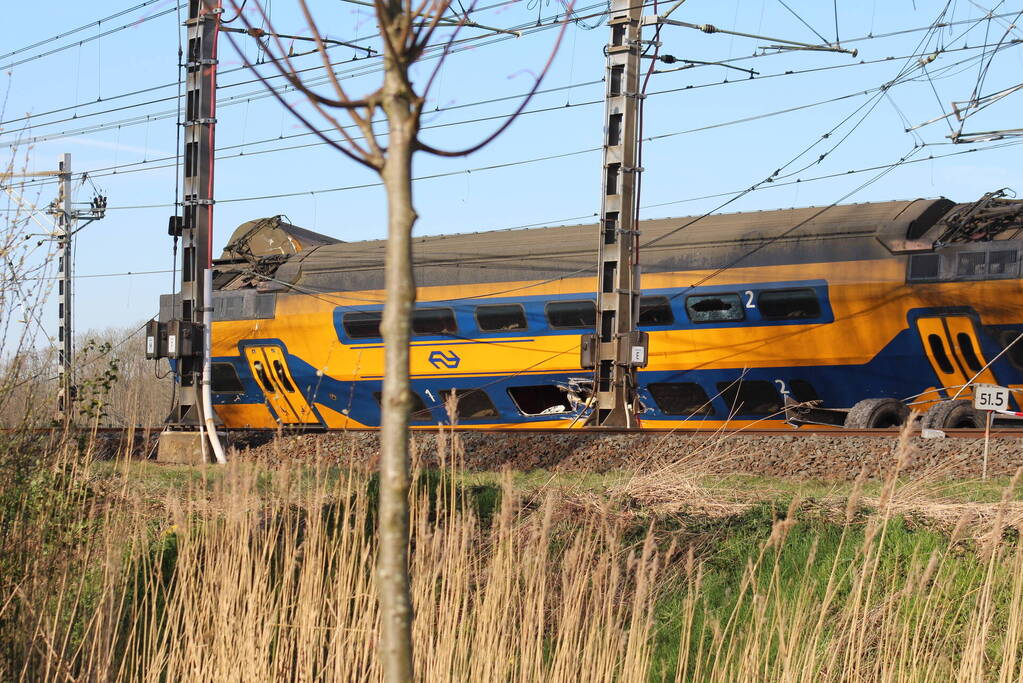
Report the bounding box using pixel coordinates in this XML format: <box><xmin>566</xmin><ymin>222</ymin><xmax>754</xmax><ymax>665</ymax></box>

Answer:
<box><xmin>744</xmin><ymin>291</ymin><xmax>756</xmax><ymax>309</ymax></box>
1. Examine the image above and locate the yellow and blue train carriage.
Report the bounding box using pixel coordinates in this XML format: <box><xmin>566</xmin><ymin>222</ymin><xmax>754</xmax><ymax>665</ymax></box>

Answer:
<box><xmin>175</xmin><ymin>194</ymin><xmax>1023</xmax><ymax>430</ymax></box>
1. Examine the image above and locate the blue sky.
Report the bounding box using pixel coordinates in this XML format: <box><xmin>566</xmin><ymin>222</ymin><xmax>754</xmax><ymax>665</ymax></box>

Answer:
<box><xmin>2</xmin><ymin>0</ymin><xmax>1022</xmax><ymax>340</ymax></box>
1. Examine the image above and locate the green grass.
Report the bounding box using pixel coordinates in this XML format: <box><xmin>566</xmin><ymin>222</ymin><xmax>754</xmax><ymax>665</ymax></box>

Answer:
<box><xmin>91</xmin><ymin>458</ymin><xmax>1022</xmax><ymax>507</ymax></box>
<box><xmin>645</xmin><ymin>503</ymin><xmax>992</xmax><ymax>679</ymax></box>
<box><xmin>699</xmin><ymin>473</ymin><xmax>1023</xmax><ymax>504</ymax></box>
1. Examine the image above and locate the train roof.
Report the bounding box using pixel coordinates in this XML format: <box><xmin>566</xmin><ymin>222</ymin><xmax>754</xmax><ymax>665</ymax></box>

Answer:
<box><xmin>216</xmin><ymin>198</ymin><xmax>956</xmax><ymax>292</ymax></box>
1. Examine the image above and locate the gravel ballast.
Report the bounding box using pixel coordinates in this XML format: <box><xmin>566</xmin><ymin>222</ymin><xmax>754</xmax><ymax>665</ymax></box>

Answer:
<box><xmin>239</xmin><ymin>430</ymin><xmax>1023</xmax><ymax>481</ymax></box>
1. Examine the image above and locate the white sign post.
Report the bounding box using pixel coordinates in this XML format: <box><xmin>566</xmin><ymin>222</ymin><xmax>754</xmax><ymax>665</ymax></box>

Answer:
<box><xmin>973</xmin><ymin>385</ymin><xmax>1009</xmax><ymax>480</ymax></box>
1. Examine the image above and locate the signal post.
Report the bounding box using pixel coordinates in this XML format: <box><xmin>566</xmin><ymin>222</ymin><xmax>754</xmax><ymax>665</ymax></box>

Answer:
<box><xmin>154</xmin><ymin>0</ymin><xmax>222</xmax><ymax>462</ymax></box>
<box><xmin>585</xmin><ymin>0</ymin><xmax>648</xmax><ymax>428</ymax></box>
<box><xmin>583</xmin><ymin>2</ymin><xmax>857</xmax><ymax>428</ymax></box>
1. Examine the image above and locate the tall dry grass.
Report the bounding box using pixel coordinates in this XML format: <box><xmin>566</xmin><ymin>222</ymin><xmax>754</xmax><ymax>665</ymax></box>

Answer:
<box><xmin>4</xmin><ymin>423</ymin><xmax>1023</xmax><ymax>681</ymax></box>
<box><xmin>0</xmin><ymin>432</ymin><xmax>663</xmax><ymax>681</ymax></box>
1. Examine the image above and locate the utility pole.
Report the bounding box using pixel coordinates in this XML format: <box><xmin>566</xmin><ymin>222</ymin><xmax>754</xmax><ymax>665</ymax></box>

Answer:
<box><xmin>165</xmin><ymin>0</ymin><xmax>220</xmax><ymax>426</ymax></box>
<box><xmin>49</xmin><ymin>155</ymin><xmax>107</xmax><ymax>421</ymax></box>
<box><xmin>55</xmin><ymin>154</ymin><xmax>73</xmax><ymax>419</ymax></box>
<box><xmin>1</xmin><ymin>154</ymin><xmax>106</xmax><ymax>422</ymax></box>
<box><xmin>584</xmin><ymin>0</ymin><xmax>648</xmax><ymax>428</ymax></box>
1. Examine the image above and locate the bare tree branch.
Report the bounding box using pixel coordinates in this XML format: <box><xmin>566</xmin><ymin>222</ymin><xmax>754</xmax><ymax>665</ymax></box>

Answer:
<box><xmin>226</xmin><ymin>0</ymin><xmax>380</xmax><ymax>163</ymax></box>
<box><xmin>217</xmin><ymin>24</ymin><xmax>380</xmax><ymax>170</ymax></box>
<box><xmin>417</xmin><ymin>10</ymin><xmax>571</xmax><ymax>156</ymax></box>
<box><xmin>420</xmin><ymin>0</ymin><xmax>479</xmax><ymax>99</ymax></box>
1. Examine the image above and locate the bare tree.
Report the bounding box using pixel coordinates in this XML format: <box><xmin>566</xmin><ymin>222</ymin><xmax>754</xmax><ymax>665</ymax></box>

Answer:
<box><xmin>0</xmin><ymin>148</ymin><xmax>61</xmax><ymax>427</ymax></box>
<box><xmin>220</xmin><ymin>0</ymin><xmax>567</xmax><ymax>677</ymax></box>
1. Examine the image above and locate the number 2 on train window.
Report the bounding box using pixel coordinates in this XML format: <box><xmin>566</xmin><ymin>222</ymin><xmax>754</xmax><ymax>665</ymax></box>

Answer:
<box><xmin>744</xmin><ymin>291</ymin><xmax>756</xmax><ymax>309</ymax></box>
<box><xmin>774</xmin><ymin>379</ymin><xmax>790</xmax><ymax>397</ymax></box>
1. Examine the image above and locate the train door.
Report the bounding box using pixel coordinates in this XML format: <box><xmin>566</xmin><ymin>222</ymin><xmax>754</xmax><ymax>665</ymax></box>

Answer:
<box><xmin>915</xmin><ymin>316</ymin><xmax>997</xmax><ymax>399</ymax></box>
<box><xmin>244</xmin><ymin>345</ymin><xmax>319</xmax><ymax>425</ymax></box>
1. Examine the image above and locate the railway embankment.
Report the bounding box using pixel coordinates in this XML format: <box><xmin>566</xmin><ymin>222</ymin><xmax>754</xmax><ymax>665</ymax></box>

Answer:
<box><xmin>242</xmin><ymin>430</ymin><xmax>1023</xmax><ymax>480</ymax></box>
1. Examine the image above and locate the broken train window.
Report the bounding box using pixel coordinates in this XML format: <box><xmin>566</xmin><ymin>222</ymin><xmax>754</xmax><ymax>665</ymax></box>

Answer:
<box><xmin>507</xmin><ymin>384</ymin><xmax>581</xmax><ymax>416</ymax></box>
<box><xmin>716</xmin><ymin>380</ymin><xmax>783</xmax><ymax>416</ymax></box>
<box><xmin>438</xmin><ymin>389</ymin><xmax>499</xmax><ymax>419</ymax></box>
<box><xmin>648</xmin><ymin>382</ymin><xmax>714</xmax><ymax>416</ymax></box>
<box><xmin>373</xmin><ymin>391</ymin><xmax>433</xmax><ymax>422</ymax></box>
<box><xmin>685</xmin><ymin>293</ymin><xmax>744</xmax><ymax>323</ymax></box>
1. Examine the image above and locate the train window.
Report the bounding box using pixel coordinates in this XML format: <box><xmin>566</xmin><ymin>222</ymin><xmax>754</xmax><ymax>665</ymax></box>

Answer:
<box><xmin>439</xmin><ymin>389</ymin><xmax>499</xmax><ymax>419</ymax></box>
<box><xmin>927</xmin><ymin>334</ymin><xmax>955</xmax><ymax>374</ymax></box>
<box><xmin>373</xmin><ymin>391</ymin><xmax>432</xmax><ymax>422</ymax></box>
<box><xmin>342</xmin><ymin>311</ymin><xmax>382</xmax><ymax>339</ymax></box>
<box><xmin>1000</xmin><ymin>330</ymin><xmax>1023</xmax><ymax>370</ymax></box>
<box><xmin>475</xmin><ymin>304</ymin><xmax>527</xmax><ymax>332</ymax></box>
<box><xmin>212</xmin><ymin>291</ymin><xmax>277</xmax><ymax>321</ymax></box>
<box><xmin>507</xmin><ymin>385</ymin><xmax>574</xmax><ymax>415</ymax></box>
<box><xmin>648</xmin><ymin>382</ymin><xmax>714</xmax><ymax>416</ymax></box>
<box><xmin>908</xmin><ymin>254</ymin><xmax>940</xmax><ymax>281</ymax></box>
<box><xmin>211</xmin><ymin>363</ymin><xmax>244</xmax><ymax>393</ymax></box>
<box><xmin>990</xmin><ymin>250</ymin><xmax>1019</xmax><ymax>276</ymax></box>
<box><xmin>412</xmin><ymin>308</ymin><xmax>458</xmax><ymax>336</ymax></box>
<box><xmin>787</xmin><ymin>379</ymin><xmax>820</xmax><ymax>404</ymax></box>
<box><xmin>957</xmin><ymin>252</ymin><xmax>987</xmax><ymax>277</ymax></box>
<box><xmin>716</xmin><ymin>380</ymin><xmax>782</xmax><ymax>416</ymax></box>
<box><xmin>639</xmin><ymin>296</ymin><xmax>674</xmax><ymax>326</ymax></box>
<box><xmin>757</xmin><ymin>289</ymin><xmax>820</xmax><ymax>320</ymax></box>
<box><xmin>546</xmin><ymin>300</ymin><xmax>596</xmax><ymax>329</ymax></box>
<box><xmin>271</xmin><ymin>360</ymin><xmax>295</xmax><ymax>392</ymax></box>
<box><xmin>254</xmin><ymin>294</ymin><xmax>277</xmax><ymax>319</ymax></box>
<box><xmin>251</xmin><ymin>361</ymin><xmax>274</xmax><ymax>393</ymax></box>
<box><xmin>217</xmin><ymin>295</ymin><xmax>245</xmax><ymax>321</ymax></box>
<box><xmin>956</xmin><ymin>333</ymin><xmax>984</xmax><ymax>373</ymax></box>
<box><xmin>685</xmin><ymin>294</ymin><xmax>744</xmax><ymax>323</ymax></box>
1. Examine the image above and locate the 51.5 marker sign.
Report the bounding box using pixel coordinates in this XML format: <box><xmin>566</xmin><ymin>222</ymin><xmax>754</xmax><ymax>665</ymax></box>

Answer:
<box><xmin>974</xmin><ymin>385</ymin><xmax>1010</xmax><ymax>412</ymax></box>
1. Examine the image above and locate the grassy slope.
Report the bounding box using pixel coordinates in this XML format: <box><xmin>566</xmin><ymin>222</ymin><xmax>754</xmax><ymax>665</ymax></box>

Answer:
<box><xmin>8</xmin><ymin>446</ymin><xmax>1023</xmax><ymax>680</ymax></box>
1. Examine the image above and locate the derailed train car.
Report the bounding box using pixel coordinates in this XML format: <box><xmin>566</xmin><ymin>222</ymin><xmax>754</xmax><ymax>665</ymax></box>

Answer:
<box><xmin>162</xmin><ymin>193</ymin><xmax>1023</xmax><ymax>430</ymax></box>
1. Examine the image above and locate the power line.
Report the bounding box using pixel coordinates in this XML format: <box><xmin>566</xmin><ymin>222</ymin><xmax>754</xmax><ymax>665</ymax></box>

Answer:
<box><xmin>664</xmin><ymin>145</ymin><xmax>927</xmax><ymax>301</ymax></box>
<box><xmin>6</xmin><ymin>1</ymin><xmax>1008</xmax><ymax>141</ymax></box>
<box><xmin>776</xmin><ymin>0</ymin><xmax>831</xmax><ymax>45</ymax></box>
<box><xmin>0</xmin><ymin>0</ymin><xmax>613</xmax><ymax>135</ymax></box>
<box><xmin>102</xmin><ymin>146</ymin><xmax>601</xmax><ymax>210</ymax></box>
<box><xmin>0</xmin><ymin>60</ymin><xmax>1003</xmax><ymax>209</ymax></box>
<box><xmin>639</xmin><ymin>0</ymin><xmax>983</xmax><ymax>251</ymax></box>
<box><xmin>3</xmin><ymin>1</ymin><xmax>1017</xmax><ymax>228</ymax></box>
<box><xmin>49</xmin><ymin>128</ymin><xmax>1023</xmax><ymax>219</ymax></box>
<box><xmin>73</xmin><ymin>79</ymin><xmax>896</xmax><ymax>207</ymax></box>
<box><xmin>640</xmin><ymin>138</ymin><xmax>1023</xmax><ymax>209</ymax></box>
<box><xmin>6</xmin><ymin>133</ymin><xmax>1011</xmax><ymax>219</ymax></box>
<box><xmin>405</xmin><ymin>136</ymin><xmax>1023</xmax><ymax>237</ymax></box>
<box><xmin>19</xmin><ymin>268</ymin><xmax>174</xmax><ymax>281</ymax></box>
<box><xmin>6</xmin><ymin>39</ymin><xmax>1012</xmax><ymax>193</ymax></box>
<box><xmin>0</xmin><ymin>4</ymin><xmax>185</xmax><ymax>72</ymax></box>
<box><xmin>1</xmin><ymin>1</ymin><xmax>179</xmax><ymax>61</ymax></box>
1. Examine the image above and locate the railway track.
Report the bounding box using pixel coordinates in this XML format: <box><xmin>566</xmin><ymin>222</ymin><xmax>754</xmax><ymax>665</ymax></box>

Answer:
<box><xmin>10</xmin><ymin>424</ymin><xmax>1021</xmax><ymax>479</ymax></box>
<box><xmin>9</xmin><ymin>426</ymin><xmax>1023</xmax><ymax>438</ymax></box>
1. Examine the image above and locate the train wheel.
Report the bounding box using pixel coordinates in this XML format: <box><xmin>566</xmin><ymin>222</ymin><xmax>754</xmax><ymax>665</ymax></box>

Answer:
<box><xmin>921</xmin><ymin>400</ymin><xmax>983</xmax><ymax>430</ymax></box>
<box><xmin>844</xmin><ymin>398</ymin><xmax>910</xmax><ymax>428</ymax></box>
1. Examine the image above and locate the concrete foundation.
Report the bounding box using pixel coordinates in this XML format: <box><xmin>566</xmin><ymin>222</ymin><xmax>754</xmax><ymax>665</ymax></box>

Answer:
<box><xmin>156</xmin><ymin>430</ymin><xmax>207</xmax><ymax>465</ymax></box>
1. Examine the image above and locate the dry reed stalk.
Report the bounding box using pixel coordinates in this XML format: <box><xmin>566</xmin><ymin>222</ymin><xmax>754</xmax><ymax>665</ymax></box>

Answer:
<box><xmin>15</xmin><ymin>424</ymin><xmax>1023</xmax><ymax>681</ymax></box>
<box><xmin>3</xmin><ymin>432</ymin><xmax>671</xmax><ymax>681</ymax></box>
